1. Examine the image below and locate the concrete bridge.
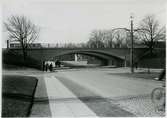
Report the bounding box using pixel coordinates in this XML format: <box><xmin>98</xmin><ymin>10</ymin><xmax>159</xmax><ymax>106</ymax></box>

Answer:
<box><xmin>9</xmin><ymin>48</ymin><xmax>148</xmax><ymax>67</ymax></box>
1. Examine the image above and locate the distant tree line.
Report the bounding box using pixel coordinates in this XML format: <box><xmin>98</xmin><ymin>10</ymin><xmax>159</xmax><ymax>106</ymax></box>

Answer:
<box><xmin>86</xmin><ymin>29</ymin><xmax>130</xmax><ymax>48</ymax></box>
<box><xmin>53</xmin><ymin>15</ymin><xmax>166</xmax><ymax>51</ymax></box>
<box><xmin>86</xmin><ymin>15</ymin><xmax>166</xmax><ymax>50</ymax></box>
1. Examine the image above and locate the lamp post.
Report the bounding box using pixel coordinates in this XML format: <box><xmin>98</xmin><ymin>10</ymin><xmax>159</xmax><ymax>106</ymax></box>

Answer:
<box><xmin>130</xmin><ymin>14</ymin><xmax>134</xmax><ymax>73</ymax></box>
<box><xmin>110</xmin><ymin>13</ymin><xmax>136</xmax><ymax>73</ymax></box>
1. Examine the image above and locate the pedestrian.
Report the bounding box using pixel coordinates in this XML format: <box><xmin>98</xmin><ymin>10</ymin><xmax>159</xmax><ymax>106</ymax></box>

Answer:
<box><xmin>158</xmin><ymin>69</ymin><xmax>165</xmax><ymax>81</ymax></box>
<box><xmin>45</xmin><ymin>63</ymin><xmax>49</xmax><ymax>72</ymax></box>
<box><xmin>57</xmin><ymin>60</ymin><xmax>61</xmax><ymax>67</ymax></box>
<box><xmin>49</xmin><ymin>63</ymin><xmax>53</xmax><ymax>72</ymax></box>
<box><xmin>135</xmin><ymin>62</ymin><xmax>138</xmax><ymax>69</ymax></box>
<box><xmin>55</xmin><ymin>60</ymin><xmax>58</xmax><ymax>68</ymax></box>
<box><xmin>43</xmin><ymin>61</ymin><xmax>45</xmax><ymax>71</ymax></box>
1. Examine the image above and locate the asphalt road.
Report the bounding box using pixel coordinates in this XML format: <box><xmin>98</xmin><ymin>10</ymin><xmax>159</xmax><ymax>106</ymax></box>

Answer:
<box><xmin>53</xmin><ymin>68</ymin><xmax>164</xmax><ymax>117</ymax></box>
<box><xmin>55</xmin><ymin>69</ymin><xmax>162</xmax><ymax>99</ymax></box>
<box><xmin>3</xmin><ymin>68</ymin><xmax>165</xmax><ymax>117</ymax></box>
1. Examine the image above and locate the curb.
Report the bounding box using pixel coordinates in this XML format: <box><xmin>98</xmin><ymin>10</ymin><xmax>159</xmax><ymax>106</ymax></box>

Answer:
<box><xmin>27</xmin><ymin>78</ymin><xmax>38</xmax><ymax>116</ymax></box>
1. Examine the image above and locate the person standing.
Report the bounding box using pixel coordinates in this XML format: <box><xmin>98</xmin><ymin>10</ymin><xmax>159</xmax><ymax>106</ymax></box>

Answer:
<box><xmin>55</xmin><ymin>60</ymin><xmax>58</xmax><ymax>68</ymax></box>
<box><xmin>57</xmin><ymin>60</ymin><xmax>61</xmax><ymax>67</ymax></box>
<box><xmin>45</xmin><ymin>63</ymin><xmax>49</xmax><ymax>72</ymax></box>
<box><xmin>158</xmin><ymin>69</ymin><xmax>165</xmax><ymax>81</ymax></box>
<box><xmin>42</xmin><ymin>61</ymin><xmax>45</xmax><ymax>71</ymax></box>
<box><xmin>49</xmin><ymin>63</ymin><xmax>53</xmax><ymax>72</ymax></box>
<box><xmin>135</xmin><ymin>62</ymin><xmax>138</xmax><ymax>70</ymax></box>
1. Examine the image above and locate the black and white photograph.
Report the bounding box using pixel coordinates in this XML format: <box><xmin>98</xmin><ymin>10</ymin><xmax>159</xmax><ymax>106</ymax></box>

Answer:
<box><xmin>1</xmin><ymin>0</ymin><xmax>166</xmax><ymax>117</ymax></box>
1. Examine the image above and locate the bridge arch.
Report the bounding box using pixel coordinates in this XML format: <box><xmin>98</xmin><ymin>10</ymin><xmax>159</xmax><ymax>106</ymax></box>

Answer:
<box><xmin>51</xmin><ymin>50</ymin><xmax>125</xmax><ymax>66</ymax></box>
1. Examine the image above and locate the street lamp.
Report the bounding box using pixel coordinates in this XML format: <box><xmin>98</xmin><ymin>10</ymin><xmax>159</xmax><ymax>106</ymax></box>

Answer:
<box><xmin>110</xmin><ymin>13</ymin><xmax>136</xmax><ymax>73</ymax></box>
<box><xmin>130</xmin><ymin>14</ymin><xmax>134</xmax><ymax>73</ymax></box>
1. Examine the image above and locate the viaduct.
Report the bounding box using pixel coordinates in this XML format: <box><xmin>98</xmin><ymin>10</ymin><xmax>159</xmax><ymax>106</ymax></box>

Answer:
<box><xmin>7</xmin><ymin>48</ymin><xmax>151</xmax><ymax>67</ymax></box>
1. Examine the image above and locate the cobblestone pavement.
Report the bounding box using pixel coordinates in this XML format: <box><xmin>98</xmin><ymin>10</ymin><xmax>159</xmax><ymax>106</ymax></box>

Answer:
<box><xmin>112</xmin><ymin>95</ymin><xmax>165</xmax><ymax>117</ymax></box>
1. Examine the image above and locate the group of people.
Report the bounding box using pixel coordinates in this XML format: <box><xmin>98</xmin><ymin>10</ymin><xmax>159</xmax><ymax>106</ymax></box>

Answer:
<box><xmin>42</xmin><ymin>60</ymin><xmax>61</xmax><ymax>72</ymax></box>
<box><xmin>43</xmin><ymin>62</ymin><xmax>53</xmax><ymax>72</ymax></box>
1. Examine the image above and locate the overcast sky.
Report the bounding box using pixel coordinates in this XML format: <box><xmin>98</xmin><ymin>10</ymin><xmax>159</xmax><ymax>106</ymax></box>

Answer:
<box><xmin>2</xmin><ymin>0</ymin><xmax>166</xmax><ymax>47</ymax></box>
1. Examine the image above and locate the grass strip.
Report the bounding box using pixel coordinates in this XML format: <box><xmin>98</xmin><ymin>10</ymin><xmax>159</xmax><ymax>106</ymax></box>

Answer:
<box><xmin>2</xmin><ymin>75</ymin><xmax>38</xmax><ymax>117</ymax></box>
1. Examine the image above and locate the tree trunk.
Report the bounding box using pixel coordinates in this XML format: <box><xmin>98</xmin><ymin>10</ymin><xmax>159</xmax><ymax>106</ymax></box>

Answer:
<box><xmin>150</xmin><ymin>43</ymin><xmax>154</xmax><ymax>56</ymax></box>
<box><xmin>148</xmin><ymin>38</ymin><xmax>154</xmax><ymax>56</ymax></box>
<box><xmin>149</xmin><ymin>46</ymin><xmax>153</xmax><ymax>56</ymax></box>
<box><xmin>22</xmin><ymin>47</ymin><xmax>27</xmax><ymax>61</ymax></box>
<box><xmin>21</xmin><ymin>40</ymin><xmax>27</xmax><ymax>62</ymax></box>
<box><xmin>150</xmin><ymin>33</ymin><xmax>154</xmax><ymax>55</ymax></box>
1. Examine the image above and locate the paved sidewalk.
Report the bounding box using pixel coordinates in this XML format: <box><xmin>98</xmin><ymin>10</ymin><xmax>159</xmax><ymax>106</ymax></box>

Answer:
<box><xmin>32</xmin><ymin>75</ymin><xmax>134</xmax><ymax>117</ymax></box>
<box><xmin>43</xmin><ymin>75</ymin><xmax>97</xmax><ymax>117</ymax></box>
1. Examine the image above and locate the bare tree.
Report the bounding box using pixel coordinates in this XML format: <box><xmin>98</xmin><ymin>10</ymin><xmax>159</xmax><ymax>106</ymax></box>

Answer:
<box><xmin>87</xmin><ymin>29</ymin><xmax>129</xmax><ymax>48</ymax></box>
<box><xmin>88</xmin><ymin>30</ymin><xmax>105</xmax><ymax>48</ymax></box>
<box><xmin>104</xmin><ymin>30</ymin><xmax>114</xmax><ymax>48</ymax></box>
<box><xmin>125</xmin><ymin>31</ymin><xmax>142</xmax><ymax>48</ymax></box>
<box><xmin>4</xmin><ymin>15</ymin><xmax>40</xmax><ymax>60</ymax></box>
<box><xmin>137</xmin><ymin>15</ymin><xmax>166</xmax><ymax>54</ymax></box>
<box><xmin>112</xmin><ymin>30</ymin><xmax>128</xmax><ymax>48</ymax></box>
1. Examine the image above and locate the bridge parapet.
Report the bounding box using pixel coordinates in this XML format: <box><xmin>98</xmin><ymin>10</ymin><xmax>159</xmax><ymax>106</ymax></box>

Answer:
<box><xmin>4</xmin><ymin>47</ymin><xmax>164</xmax><ymax>68</ymax></box>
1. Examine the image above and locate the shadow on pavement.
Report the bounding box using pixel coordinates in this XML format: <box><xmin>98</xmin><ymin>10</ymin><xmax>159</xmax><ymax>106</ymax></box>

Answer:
<box><xmin>56</xmin><ymin>75</ymin><xmax>135</xmax><ymax>117</ymax></box>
